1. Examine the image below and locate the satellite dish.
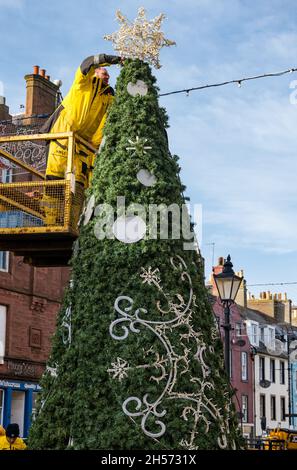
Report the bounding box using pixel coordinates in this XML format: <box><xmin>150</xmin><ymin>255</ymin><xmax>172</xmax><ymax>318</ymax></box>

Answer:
<box><xmin>266</xmin><ymin>339</ymin><xmax>285</xmax><ymax>356</ymax></box>
<box><xmin>260</xmin><ymin>379</ymin><xmax>271</xmax><ymax>388</ymax></box>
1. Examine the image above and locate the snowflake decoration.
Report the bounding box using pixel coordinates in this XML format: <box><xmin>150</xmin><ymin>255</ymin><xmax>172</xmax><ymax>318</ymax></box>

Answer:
<box><xmin>126</xmin><ymin>136</ymin><xmax>152</xmax><ymax>156</ymax></box>
<box><xmin>140</xmin><ymin>266</ymin><xmax>161</xmax><ymax>288</ymax></box>
<box><xmin>108</xmin><ymin>357</ymin><xmax>130</xmax><ymax>382</ymax></box>
<box><xmin>104</xmin><ymin>8</ymin><xmax>176</xmax><ymax>69</ymax></box>
<box><xmin>46</xmin><ymin>365</ymin><xmax>58</xmax><ymax>378</ymax></box>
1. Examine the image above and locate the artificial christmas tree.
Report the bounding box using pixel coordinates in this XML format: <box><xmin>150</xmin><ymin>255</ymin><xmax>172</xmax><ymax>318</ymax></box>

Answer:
<box><xmin>29</xmin><ymin>9</ymin><xmax>242</xmax><ymax>450</ymax></box>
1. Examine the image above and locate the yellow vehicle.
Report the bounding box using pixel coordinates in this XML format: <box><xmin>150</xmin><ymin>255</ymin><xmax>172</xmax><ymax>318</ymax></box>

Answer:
<box><xmin>264</xmin><ymin>428</ymin><xmax>297</xmax><ymax>450</ymax></box>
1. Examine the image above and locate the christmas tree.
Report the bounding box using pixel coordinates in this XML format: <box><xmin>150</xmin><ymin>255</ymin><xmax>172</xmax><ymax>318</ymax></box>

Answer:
<box><xmin>29</xmin><ymin>9</ymin><xmax>242</xmax><ymax>450</ymax></box>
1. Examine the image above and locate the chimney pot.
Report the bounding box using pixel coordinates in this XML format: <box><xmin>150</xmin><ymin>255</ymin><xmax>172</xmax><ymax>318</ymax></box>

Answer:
<box><xmin>45</xmin><ymin>75</ymin><xmax>50</xmax><ymax>81</ymax></box>
<box><xmin>40</xmin><ymin>69</ymin><xmax>46</xmax><ymax>78</ymax></box>
<box><xmin>33</xmin><ymin>65</ymin><xmax>39</xmax><ymax>75</ymax></box>
<box><xmin>218</xmin><ymin>256</ymin><xmax>224</xmax><ymax>266</ymax></box>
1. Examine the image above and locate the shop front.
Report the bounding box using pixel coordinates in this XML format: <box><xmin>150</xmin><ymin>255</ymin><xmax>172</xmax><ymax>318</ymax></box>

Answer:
<box><xmin>0</xmin><ymin>379</ymin><xmax>41</xmax><ymax>438</ymax></box>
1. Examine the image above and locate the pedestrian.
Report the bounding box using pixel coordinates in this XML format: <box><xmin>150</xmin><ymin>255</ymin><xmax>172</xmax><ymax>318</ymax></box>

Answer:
<box><xmin>0</xmin><ymin>423</ymin><xmax>27</xmax><ymax>450</ymax></box>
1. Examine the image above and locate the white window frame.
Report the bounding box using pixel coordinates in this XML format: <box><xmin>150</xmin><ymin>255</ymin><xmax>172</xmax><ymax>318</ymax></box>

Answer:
<box><xmin>241</xmin><ymin>351</ymin><xmax>248</xmax><ymax>381</ymax></box>
<box><xmin>267</xmin><ymin>327</ymin><xmax>275</xmax><ymax>349</ymax></box>
<box><xmin>270</xmin><ymin>395</ymin><xmax>276</xmax><ymax>421</ymax></box>
<box><xmin>280</xmin><ymin>396</ymin><xmax>286</xmax><ymax>421</ymax></box>
<box><xmin>0</xmin><ymin>305</ymin><xmax>7</xmax><ymax>364</ymax></box>
<box><xmin>0</xmin><ymin>251</ymin><xmax>9</xmax><ymax>272</ymax></box>
<box><xmin>259</xmin><ymin>356</ymin><xmax>265</xmax><ymax>381</ymax></box>
<box><xmin>270</xmin><ymin>359</ymin><xmax>275</xmax><ymax>383</ymax></box>
<box><xmin>280</xmin><ymin>361</ymin><xmax>285</xmax><ymax>385</ymax></box>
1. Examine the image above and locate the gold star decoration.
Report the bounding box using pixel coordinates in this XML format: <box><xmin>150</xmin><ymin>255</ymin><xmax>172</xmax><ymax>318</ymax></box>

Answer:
<box><xmin>104</xmin><ymin>8</ymin><xmax>176</xmax><ymax>69</ymax></box>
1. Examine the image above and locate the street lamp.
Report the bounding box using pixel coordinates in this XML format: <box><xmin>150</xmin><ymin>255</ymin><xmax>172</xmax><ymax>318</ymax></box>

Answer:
<box><xmin>213</xmin><ymin>255</ymin><xmax>243</xmax><ymax>379</ymax></box>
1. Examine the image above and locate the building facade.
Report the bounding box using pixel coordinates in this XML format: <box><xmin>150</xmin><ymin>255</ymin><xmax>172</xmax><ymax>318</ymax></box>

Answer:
<box><xmin>209</xmin><ymin>257</ymin><xmax>297</xmax><ymax>438</ymax></box>
<box><xmin>0</xmin><ymin>66</ymin><xmax>69</xmax><ymax>437</ymax></box>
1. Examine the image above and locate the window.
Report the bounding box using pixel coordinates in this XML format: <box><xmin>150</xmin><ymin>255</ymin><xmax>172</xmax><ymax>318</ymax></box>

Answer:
<box><xmin>260</xmin><ymin>327</ymin><xmax>265</xmax><ymax>343</ymax></box>
<box><xmin>259</xmin><ymin>357</ymin><xmax>265</xmax><ymax>381</ymax></box>
<box><xmin>242</xmin><ymin>395</ymin><xmax>248</xmax><ymax>423</ymax></box>
<box><xmin>270</xmin><ymin>359</ymin><xmax>275</xmax><ymax>383</ymax></box>
<box><xmin>235</xmin><ymin>323</ymin><xmax>242</xmax><ymax>337</ymax></box>
<box><xmin>260</xmin><ymin>394</ymin><xmax>266</xmax><ymax>418</ymax></box>
<box><xmin>241</xmin><ymin>351</ymin><xmax>248</xmax><ymax>381</ymax></box>
<box><xmin>280</xmin><ymin>396</ymin><xmax>286</xmax><ymax>421</ymax></box>
<box><xmin>0</xmin><ymin>389</ymin><xmax>3</xmax><ymax>425</ymax></box>
<box><xmin>280</xmin><ymin>361</ymin><xmax>285</xmax><ymax>385</ymax></box>
<box><xmin>0</xmin><ymin>305</ymin><xmax>6</xmax><ymax>364</ymax></box>
<box><xmin>1</xmin><ymin>168</ymin><xmax>12</xmax><ymax>183</ymax></box>
<box><xmin>270</xmin><ymin>395</ymin><xmax>276</xmax><ymax>421</ymax></box>
<box><xmin>268</xmin><ymin>328</ymin><xmax>275</xmax><ymax>348</ymax></box>
<box><xmin>251</xmin><ymin>324</ymin><xmax>258</xmax><ymax>344</ymax></box>
<box><xmin>0</xmin><ymin>252</ymin><xmax>9</xmax><ymax>272</ymax></box>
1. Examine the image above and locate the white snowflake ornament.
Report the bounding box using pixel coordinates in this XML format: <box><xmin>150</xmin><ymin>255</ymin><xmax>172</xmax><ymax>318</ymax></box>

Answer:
<box><xmin>137</xmin><ymin>169</ymin><xmax>156</xmax><ymax>187</ymax></box>
<box><xmin>127</xmin><ymin>80</ymin><xmax>148</xmax><ymax>97</ymax></box>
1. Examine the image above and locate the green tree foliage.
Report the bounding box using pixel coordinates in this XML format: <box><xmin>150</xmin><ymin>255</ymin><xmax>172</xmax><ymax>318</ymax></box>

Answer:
<box><xmin>29</xmin><ymin>60</ymin><xmax>242</xmax><ymax>450</ymax></box>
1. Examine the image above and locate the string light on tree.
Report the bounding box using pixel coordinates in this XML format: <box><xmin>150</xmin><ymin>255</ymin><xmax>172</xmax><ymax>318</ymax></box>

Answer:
<box><xmin>104</xmin><ymin>8</ymin><xmax>176</xmax><ymax>69</ymax></box>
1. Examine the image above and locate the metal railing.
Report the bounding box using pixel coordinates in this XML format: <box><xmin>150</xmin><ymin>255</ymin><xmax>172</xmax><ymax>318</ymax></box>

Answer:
<box><xmin>0</xmin><ymin>131</ymin><xmax>94</xmax><ymax>235</ymax></box>
<box><xmin>245</xmin><ymin>438</ymin><xmax>286</xmax><ymax>451</ymax></box>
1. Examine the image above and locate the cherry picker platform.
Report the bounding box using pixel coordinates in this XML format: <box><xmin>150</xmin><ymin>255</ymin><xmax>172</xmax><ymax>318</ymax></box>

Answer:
<box><xmin>0</xmin><ymin>131</ymin><xmax>94</xmax><ymax>267</ymax></box>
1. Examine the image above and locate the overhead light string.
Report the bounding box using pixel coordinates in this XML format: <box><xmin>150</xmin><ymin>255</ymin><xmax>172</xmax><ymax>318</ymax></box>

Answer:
<box><xmin>159</xmin><ymin>66</ymin><xmax>297</xmax><ymax>97</ymax></box>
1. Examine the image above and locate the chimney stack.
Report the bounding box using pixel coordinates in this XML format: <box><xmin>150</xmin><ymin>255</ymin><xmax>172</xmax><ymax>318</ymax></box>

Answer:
<box><xmin>0</xmin><ymin>96</ymin><xmax>12</xmax><ymax>121</ymax></box>
<box><xmin>24</xmin><ymin>65</ymin><xmax>59</xmax><ymax>119</ymax></box>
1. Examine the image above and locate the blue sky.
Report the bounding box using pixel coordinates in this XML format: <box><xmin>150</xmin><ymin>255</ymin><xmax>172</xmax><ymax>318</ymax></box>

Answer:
<box><xmin>1</xmin><ymin>0</ymin><xmax>297</xmax><ymax>303</ymax></box>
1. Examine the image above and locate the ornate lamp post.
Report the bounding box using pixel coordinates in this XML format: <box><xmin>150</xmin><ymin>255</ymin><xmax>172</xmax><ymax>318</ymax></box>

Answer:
<box><xmin>213</xmin><ymin>255</ymin><xmax>243</xmax><ymax>379</ymax></box>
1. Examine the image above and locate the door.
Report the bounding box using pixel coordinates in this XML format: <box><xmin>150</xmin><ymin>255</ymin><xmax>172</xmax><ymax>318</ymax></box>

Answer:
<box><xmin>10</xmin><ymin>391</ymin><xmax>25</xmax><ymax>436</ymax></box>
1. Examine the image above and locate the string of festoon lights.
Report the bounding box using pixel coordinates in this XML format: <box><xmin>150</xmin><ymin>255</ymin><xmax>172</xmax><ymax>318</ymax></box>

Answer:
<box><xmin>159</xmin><ymin>66</ymin><xmax>297</xmax><ymax>97</ymax></box>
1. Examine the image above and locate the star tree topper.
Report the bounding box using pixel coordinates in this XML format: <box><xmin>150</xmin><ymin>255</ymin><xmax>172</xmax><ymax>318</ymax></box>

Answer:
<box><xmin>104</xmin><ymin>8</ymin><xmax>176</xmax><ymax>69</ymax></box>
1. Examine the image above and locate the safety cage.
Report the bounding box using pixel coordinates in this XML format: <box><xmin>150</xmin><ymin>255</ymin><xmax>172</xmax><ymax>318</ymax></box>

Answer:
<box><xmin>0</xmin><ymin>120</ymin><xmax>93</xmax><ymax>266</ymax></box>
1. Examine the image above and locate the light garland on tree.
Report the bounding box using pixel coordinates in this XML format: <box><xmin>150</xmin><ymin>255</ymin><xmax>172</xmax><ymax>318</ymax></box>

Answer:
<box><xmin>109</xmin><ymin>255</ymin><xmax>236</xmax><ymax>449</ymax></box>
<box><xmin>104</xmin><ymin>8</ymin><xmax>175</xmax><ymax>69</ymax></box>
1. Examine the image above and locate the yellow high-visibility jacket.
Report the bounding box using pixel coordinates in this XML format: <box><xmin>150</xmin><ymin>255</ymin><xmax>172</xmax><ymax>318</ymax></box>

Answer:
<box><xmin>59</xmin><ymin>54</ymin><xmax>120</xmax><ymax>146</ymax></box>
<box><xmin>0</xmin><ymin>435</ymin><xmax>27</xmax><ymax>450</ymax></box>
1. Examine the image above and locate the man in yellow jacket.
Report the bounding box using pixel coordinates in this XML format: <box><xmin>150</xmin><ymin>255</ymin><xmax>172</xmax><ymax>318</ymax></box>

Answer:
<box><xmin>0</xmin><ymin>423</ymin><xmax>27</xmax><ymax>450</ymax></box>
<box><xmin>44</xmin><ymin>53</ymin><xmax>122</xmax><ymax>189</ymax></box>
